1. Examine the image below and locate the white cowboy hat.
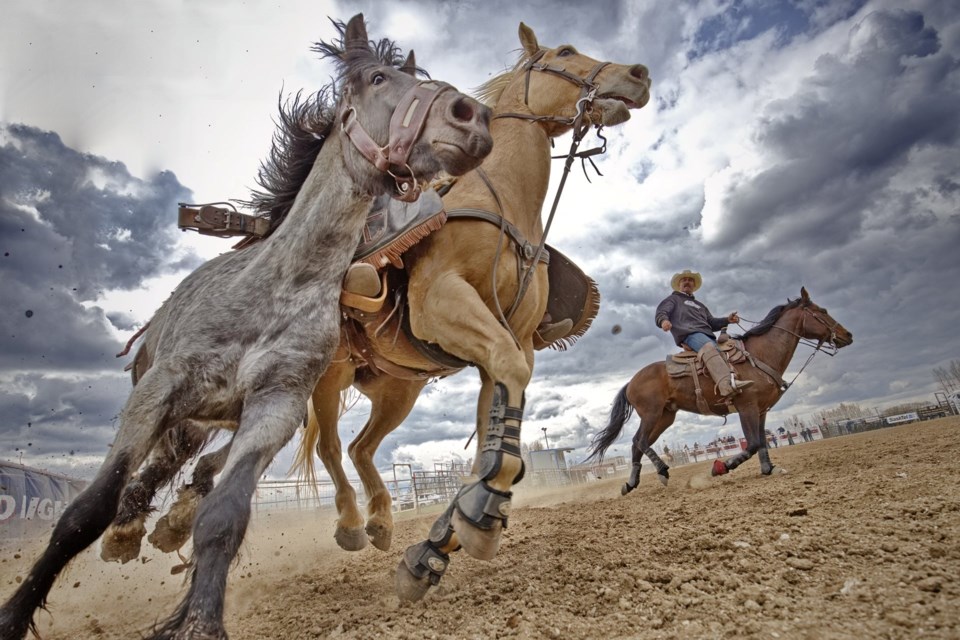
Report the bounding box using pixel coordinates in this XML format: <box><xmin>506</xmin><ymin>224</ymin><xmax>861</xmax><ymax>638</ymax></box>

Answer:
<box><xmin>671</xmin><ymin>269</ymin><xmax>702</xmax><ymax>292</ymax></box>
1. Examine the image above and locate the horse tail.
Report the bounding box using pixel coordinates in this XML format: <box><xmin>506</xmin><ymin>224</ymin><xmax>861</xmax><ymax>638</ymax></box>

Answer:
<box><xmin>585</xmin><ymin>384</ymin><xmax>634</xmax><ymax>463</ymax></box>
<box><xmin>291</xmin><ymin>398</ymin><xmax>321</xmax><ymax>495</ymax></box>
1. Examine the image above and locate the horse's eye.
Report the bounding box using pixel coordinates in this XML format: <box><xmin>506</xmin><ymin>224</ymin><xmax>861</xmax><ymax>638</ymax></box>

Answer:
<box><xmin>372</xmin><ymin>73</ymin><xmax>385</xmax><ymax>86</ymax></box>
<box><xmin>558</xmin><ymin>47</ymin><xmax>576</xmax><ymax>57</ymax></box>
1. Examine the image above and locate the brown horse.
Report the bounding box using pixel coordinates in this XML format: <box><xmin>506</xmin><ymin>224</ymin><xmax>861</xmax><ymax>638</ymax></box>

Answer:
<box><xmin>586</xmin><ymin>288</ymin><xmax>852</xmax><ymax>495</ymax></box>
<box><xmin>294</xmin><ymin>23</ymin><xmax>650</xmax><ymax>600</ymax></box>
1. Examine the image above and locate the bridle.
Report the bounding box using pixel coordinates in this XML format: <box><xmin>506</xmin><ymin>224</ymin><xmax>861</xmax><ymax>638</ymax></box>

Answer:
<box><xmin>798</xmin><ymin>306</ymin><xmax>843</xmax><ymax>354</ymax></box>
<box><xmin>738</xmin><ymin>304</ymin><xmax>844</xmax><ymax>391</ymax></box>
<box><xmin>340</xmin><ymin>79</ymin><xmax>456</xmax><ymax>202</ymax></box>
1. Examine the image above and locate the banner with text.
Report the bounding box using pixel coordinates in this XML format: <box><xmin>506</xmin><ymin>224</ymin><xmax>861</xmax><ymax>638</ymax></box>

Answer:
<box><xmin>0</xmin><ymin>463</ymin><xmax>87</xmax><ymax>541</ymax></box>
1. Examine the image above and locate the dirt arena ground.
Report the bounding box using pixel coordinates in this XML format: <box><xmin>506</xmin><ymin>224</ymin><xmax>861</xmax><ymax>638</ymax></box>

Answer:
<box><xmin>2</xmin><ymin>417</ymin><xmax>958</xmax><ymax>639</ymax></box>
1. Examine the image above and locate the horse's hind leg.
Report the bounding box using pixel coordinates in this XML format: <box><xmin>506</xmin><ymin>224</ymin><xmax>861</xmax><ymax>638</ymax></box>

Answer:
<box><xmin>149</xmin><ymin>441</ymin><xmax>231</xmax><ymax>554</ymax></box>
<box><xmin>146</xmin><ymin>392</ymin><xmax>301</xmax><ymax>640</ymax></box>
<box><xmin>102</xmin><ymin>424</ymin><xmax>207</xmax><ymax>563</ymax></box>
<box><xmin>351</xmin><ymin>375</ymin><xmax>428</xmax><ymax>551</ymax></box>
<box><xmin>312</xmin><ymin>363</ymin><xmax>368</xmax><ymax>551</ymax></box>
<box><xmin>621</xmin><ymin>406</ymin><xmax>669</xmax><ymax>494</ymax></box>
<box><xmin>642</xmin><ymin>409</ymin><xmax>677</xmax><ymax>487</ymax></box>
<box><xmin>0</xmin><ymin>371</ymin><xmax>179</xmax><ymax>639</ymax></box>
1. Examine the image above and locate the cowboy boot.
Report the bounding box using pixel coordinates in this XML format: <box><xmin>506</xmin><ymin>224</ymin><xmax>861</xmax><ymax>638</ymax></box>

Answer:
<box><xmin>699</xmin><ymin>341</ymin><xmax>752</xmax><ymax>397</ymax></box>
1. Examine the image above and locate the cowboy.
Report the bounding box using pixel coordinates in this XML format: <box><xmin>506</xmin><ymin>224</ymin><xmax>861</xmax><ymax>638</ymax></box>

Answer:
<box><xmin>655</xmin><ymin>269</ymin><xmax>752</xmax><ymax>398</ymax></box>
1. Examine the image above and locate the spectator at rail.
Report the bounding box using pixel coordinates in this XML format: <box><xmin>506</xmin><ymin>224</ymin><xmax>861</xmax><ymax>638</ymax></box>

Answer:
<box><xmin>655</xmin><ymin>269</ymin><xmax>753</xmax><ymax>398</ymax></box>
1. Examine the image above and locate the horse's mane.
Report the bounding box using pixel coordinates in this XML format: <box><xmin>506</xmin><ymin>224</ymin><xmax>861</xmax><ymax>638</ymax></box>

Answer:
<box><xmin>241</xmin><ymin>18</ymin><xmax>418</xmax><ymax>235</ymax></box>
<box><xmin>735</xmin><ymin>298</ymin><xmax>802</xmax><ymax>340</ymax></box>
<box><xmin>473</xmin><ymin>47</ymin><xmax>544</xmax><ymax>107</ymax></box>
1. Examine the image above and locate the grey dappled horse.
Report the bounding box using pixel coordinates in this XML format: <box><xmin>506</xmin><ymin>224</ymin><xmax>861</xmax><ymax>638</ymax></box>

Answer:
<box><xmin>0</xmin><ymin>14</ymin><xmax>491</xmax><ymax>640</ymax></box>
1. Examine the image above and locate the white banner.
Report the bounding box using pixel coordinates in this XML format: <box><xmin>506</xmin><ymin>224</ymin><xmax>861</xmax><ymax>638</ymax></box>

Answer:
<box><xmin>0</xmin><ymin>463</ymin><xmax>87</xmax><ymax>541</ymax></box>
<box><xmin>884</xmin><ymin>412</ymin><xmax>920</xmax><ymax>425</ymax></box>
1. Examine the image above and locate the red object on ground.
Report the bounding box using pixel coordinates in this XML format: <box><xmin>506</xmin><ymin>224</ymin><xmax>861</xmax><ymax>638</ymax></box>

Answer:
<box><xmin>712</xmin><ymin>459</ymin><xmax>728</xmax><ymax>476</ymax></box>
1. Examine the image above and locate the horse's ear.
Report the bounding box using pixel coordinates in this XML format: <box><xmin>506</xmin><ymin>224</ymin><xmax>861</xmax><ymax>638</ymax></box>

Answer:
<box><xmin>519</xmin><ymin>22</ymin><xmax>539</xmax><ymax>57</ymax></box>
<box><xmin>344</xmin><ymin>13</ymin><xmax>368</xmax><ymax>52</ymax></box>
<box><xmin>400</xmin><ymin>50</ymin><xmax>417</xmax><ymax>77</ymax></box>
<box><xmin>800</xmin><ymin>287</ymin><xmax>810</xmax><ymax>303</ymax></box>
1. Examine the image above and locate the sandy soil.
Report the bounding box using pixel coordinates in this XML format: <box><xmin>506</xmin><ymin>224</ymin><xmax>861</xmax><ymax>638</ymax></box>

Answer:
<box><xmin>2</xmin><ymin>417</ymin><xmax>958</xmax><ymax>639</ymax></box>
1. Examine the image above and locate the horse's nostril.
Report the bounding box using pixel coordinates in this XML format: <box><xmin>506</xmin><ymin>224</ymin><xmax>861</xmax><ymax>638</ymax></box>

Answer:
<box><xmin>451</xmin><ymin>97</ymin><xmax>476</xmax><ymax>122</ymax></box>
<box><xmin>630</xmin><ymin>64</ymin><xmax>649</xmax><ymax>81</ymax></box>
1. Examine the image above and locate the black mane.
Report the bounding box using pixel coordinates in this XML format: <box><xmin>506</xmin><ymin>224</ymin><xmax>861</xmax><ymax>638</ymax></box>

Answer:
<box><xmin>241</xmin><ymin>18</ymin><xmax>421</xmax><ymax>235</ymax></box>
<box><xmin>734</xmin><ymin>298</ymin><xmax>802</xmax><ymax>340</ymax></box>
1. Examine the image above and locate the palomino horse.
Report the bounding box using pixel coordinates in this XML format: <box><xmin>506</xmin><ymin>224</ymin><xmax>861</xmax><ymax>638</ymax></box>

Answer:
<box><xmin>0</xmin><ymin>15</ymin><xmax>492</xmax><ymax>640</ymax></box>
<box><xmin>293</xmin><ymin>23</ymin><xmax>651</xmax><ymax>601</ymax></box>
<box><xmin>586</xmin><ymin>288</ymin><xmax>852</xmax><ymax>495</ymax></box>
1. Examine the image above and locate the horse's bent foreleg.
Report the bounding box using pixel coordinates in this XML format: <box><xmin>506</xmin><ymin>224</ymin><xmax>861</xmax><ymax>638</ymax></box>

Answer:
<box><xmin>102</xmin><ymin>424</ymin><xmax>207</xmax><ymax>563</ymax></box>
<box><xmin>398</xmin><ymin>271</ymin><xmax>537</xmax><ymax>600</ymax></box>
<box><xmin>397</xmin><ymin>377</ymin><xmax>526</xmax><ymax>602</ymax></box>
<box><xmin>351</xmin><ymin>374</ymin><xmax>427</xmax><ymax>551</ymax></box>
<box><xmin>149</xmin><ymin>441</ymin><xmax>231</xmax><ymax>554</ymax></box>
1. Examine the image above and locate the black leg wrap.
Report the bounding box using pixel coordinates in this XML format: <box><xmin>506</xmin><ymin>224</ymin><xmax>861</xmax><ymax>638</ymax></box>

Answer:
<box><xmin>401</xmin><ymin>540</ymin><xmax>450</xmax><ymax>586</ymax></box>
<box><xmin>428</xmin><ymin>503</ymin><xmax>459</xmax><ymax>548</ymax></box>
<box><xmin>477</xmin><ymin>382</ymin><xmax>526</xmax><ymax>484</ymax></box>
<box><xmin>453</xmin><ymin>480</ymin><xmax>513</xmax><ymax>531</ymax></box>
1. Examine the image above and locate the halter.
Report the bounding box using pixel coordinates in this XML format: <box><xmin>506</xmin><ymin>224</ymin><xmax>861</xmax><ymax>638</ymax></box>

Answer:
<box><xmin>341</xmin><ymin>80</ymin><xmax>455</xmax><ymax>202</ymax></box>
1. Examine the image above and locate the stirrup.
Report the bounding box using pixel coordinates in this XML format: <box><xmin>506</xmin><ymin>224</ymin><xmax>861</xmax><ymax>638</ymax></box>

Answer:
<box><xmin>340</xmin><ymin>265</ymin><xmax>387</xmax><ymax>313</ymax></box>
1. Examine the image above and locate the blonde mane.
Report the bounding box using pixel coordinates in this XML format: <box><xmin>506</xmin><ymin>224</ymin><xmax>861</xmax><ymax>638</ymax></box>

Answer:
<box><xmin>472</xmin><ymin>48</ymin><xmax>544</xmax><ymax>107</ymax></box>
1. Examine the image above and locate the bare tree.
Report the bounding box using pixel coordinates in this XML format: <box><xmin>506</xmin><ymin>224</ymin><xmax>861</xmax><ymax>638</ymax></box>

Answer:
<box><xmin>933</xmin><ymin>359</ymin><xmax>960</xmax><ymax>394</ymax></box>
<box><xmin>813</xmin><ymin>402</ymin><xmax>868</xmax><ymax>426</ymax></box>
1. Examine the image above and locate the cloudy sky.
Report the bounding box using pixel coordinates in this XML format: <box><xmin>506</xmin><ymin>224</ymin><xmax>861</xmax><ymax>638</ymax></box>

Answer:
<box><xmin>2</xmin><ymin>0</ymin><xmax>958</xmax><ymax>481</ymax></box>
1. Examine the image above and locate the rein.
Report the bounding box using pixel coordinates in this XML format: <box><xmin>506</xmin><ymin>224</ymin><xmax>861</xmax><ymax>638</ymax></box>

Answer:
<box><xmin>341</xmin><ymin>80</ymin><xmax>455</xmax><ymax>202</ymax></box>
<box><xmin>737</xmin><ymin>306</ymin><xmax>840</xmax><ymax>390</ymax></box>
<box><xmin>483</xmin><ymin>53</ymin><xmax>614</xmax><ymax>344</ymax></box>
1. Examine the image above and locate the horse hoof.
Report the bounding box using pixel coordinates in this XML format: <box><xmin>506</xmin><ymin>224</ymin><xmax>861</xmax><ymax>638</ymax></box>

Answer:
<box><xmin>621</xmin><ymin>483</ymin><xmax>635</xmax><ymax>496</ymax></box>
<box><xmin>101</xmin><ymin>520</ymin><xmax>146</xmax><ymax>563</ymax></box>
<box><xmin>658</xmin><ymin>474</ymin><xmax>669</xmax><ymax>487</ymax></box>
<box><xmin>771</xmin><ymin>466</ymin><xmax>788</xmax><ymax>475</ymax></box>
<box><xmin>711</xmin><ymin>459</ymin><xmax>728</xmax><ymax>476</ymax></box>
<box><xmin>334</xmin><ymin>525</ymin><xmax>368</xmax><ymax>551</ymax></box>
<box><xmin>395</xmin><ymin>558</ymin><xmax>432</xmax><ymax>602</ymax></box>
<box><xmin>148</xmin><ymin>515</ymin><xmax>192</xmax><ymax>553</ymax></box>
<box><xmin>365</xmin><ymin>521</ymin><xmax>392</xmax><ymax>551</ymax></box>
<box><xmin>451</xmin><ymin>509</ymin><xmax>501</xmax><ymax>561</ymax></box>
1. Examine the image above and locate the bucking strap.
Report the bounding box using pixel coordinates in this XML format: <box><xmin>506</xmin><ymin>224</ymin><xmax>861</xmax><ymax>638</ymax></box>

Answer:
<box><xmin>177</xmin><ymin>203</ymin><xmax>271</xmax><ymax>239</ymax></box>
